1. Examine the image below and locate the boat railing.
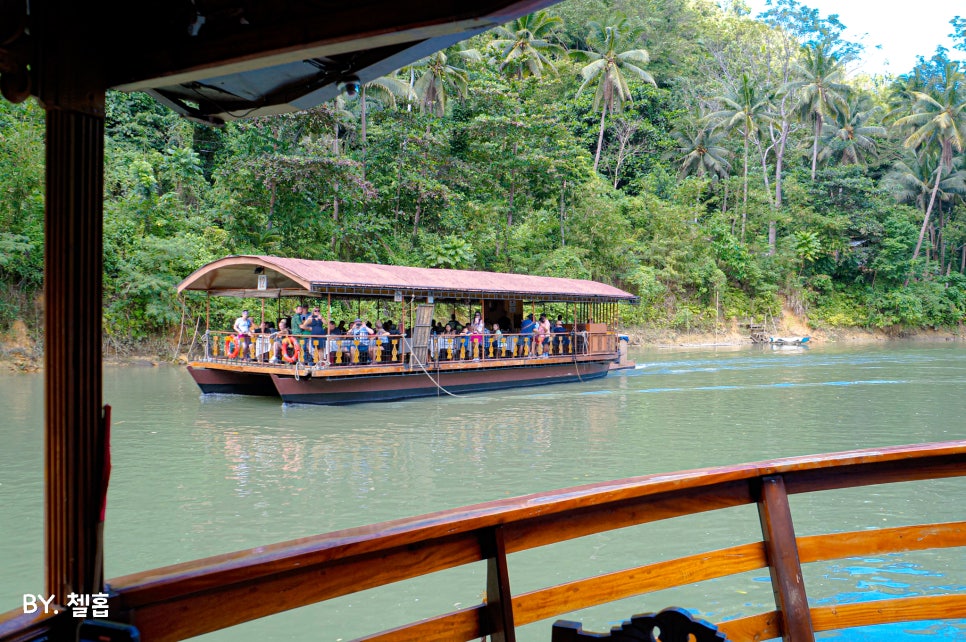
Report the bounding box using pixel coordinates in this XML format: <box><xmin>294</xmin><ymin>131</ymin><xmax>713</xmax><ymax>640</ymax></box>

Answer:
<box><xmin>5</xmin><ymin>441</ymin><xmax>964</xmax><ymax>641</ymax></box>
<box><xmin>199</xmin><ymin>329</ymin><xmax>618</xmax><ymax>369</ymax></box>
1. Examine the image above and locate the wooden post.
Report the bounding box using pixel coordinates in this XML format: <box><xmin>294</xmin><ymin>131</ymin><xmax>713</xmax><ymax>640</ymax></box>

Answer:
<box><xmin>37</xmin><ymin>0</ymin><xmax>108</xmax><ymax>605</ymax></box>
<box><xmin>483</xmin><ymin>526</ymin><xmax>516</xmax><ymax>642</ymax></box>
<box><xmin>757</xmin><ymin>475</ymin><xmax>814</xmax><ymax>642</ymax></box>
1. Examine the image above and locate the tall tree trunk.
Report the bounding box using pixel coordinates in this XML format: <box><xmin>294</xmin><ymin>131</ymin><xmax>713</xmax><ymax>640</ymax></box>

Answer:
<box><xmin>906</xmin><ymin>168</ymin><xmax>944</xmax><ymax>285</ymax></box>
<box><xmin>939</xmin><ymin>201</ymin><xmax>946</xmax><ymax>273</ymax></box>
<box><xmin>741</xmin><ymin>129</ymin><xmax>749</xmax><ymax>243</ymax></box>
<box><xmin>331</xmin><ymin>118</ymin><xmax>341</xmax><ymax>252</ymax></box>
<box><xmin>267</xmin><ymin>181</ymin><xmax>276</xmax><ymax>230</ymax></box>
<box><xmin>770</xmin><ymin>113</ymin><xmax>790</xmax><ymax>255</ymax></box>
<box><xmin>394</xmin><ymin>139</ymin><xmax>405</xmax><ymax>232</ymax></box>
<box><xmin>593</xmin><ymin>104</ymin><xmax>607</xmax><ymax>173</ymax></box>
<box><xmin>360</xmin><ymin>85</ymin><xmax>368</xmax><ymax>180</ymax></box>
<box><xmin>810</xmin><ymin>115</ymin><xmax>821</xmax><ymax>181</ymax></box>
<box><xmin>331</xmin><ymin>188</ymin><xmax>340</xmax><ymax>252</ymax></box>
<box><xmin>507</xmin><ymin>141</ymin><xmax>518</xmax><ymax>228</ymax></box>
<box><xmin>559</xmin><ymin>179</ymin><xmax>567</xmax><ymax>247</ymax></box>
<box><xmin>360</xmin><ymin>86</ymin><xmax>368</xmax><ymax>147</ymax></box>
<box><xmin>758</xmin><ymin>144</ymin><xmax>773</xmax><ymax>207</ymax></box>
<box><xmin>613</xmin><ymin>131</ymin><xmax>628</xmax><ymax>189</ymax></box>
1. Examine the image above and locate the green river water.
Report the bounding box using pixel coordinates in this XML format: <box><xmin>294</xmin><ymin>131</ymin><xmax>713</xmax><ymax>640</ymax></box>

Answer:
<box><xmin>2</xmin><ymin>342</ymin><xmax>966</xmax><ymax>640</ymax></box>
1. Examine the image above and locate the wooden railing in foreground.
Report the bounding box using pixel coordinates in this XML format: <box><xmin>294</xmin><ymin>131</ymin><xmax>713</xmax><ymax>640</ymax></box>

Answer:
<box><xmin>3</xmin><ymin>442</ymin><xmax>966</xmax><ymax>642</ymax></box>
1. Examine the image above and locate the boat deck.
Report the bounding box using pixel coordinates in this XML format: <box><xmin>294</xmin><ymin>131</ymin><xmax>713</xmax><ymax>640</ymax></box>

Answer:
<box><xmin>190</xmin><ymin>351</ymin><xmax>613</xmax><ymax>378</ymax></box>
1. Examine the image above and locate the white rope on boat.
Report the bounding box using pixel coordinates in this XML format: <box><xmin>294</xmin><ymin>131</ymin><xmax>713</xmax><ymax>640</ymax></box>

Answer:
<box><xmin>408</xmin><ymin>341</ymin><xmax>461</xmax><ymax>398</ymax></box>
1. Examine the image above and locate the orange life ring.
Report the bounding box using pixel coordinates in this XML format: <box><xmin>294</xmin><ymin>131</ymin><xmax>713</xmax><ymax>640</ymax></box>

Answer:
<box><xmin>281</xmin><ymin>336</ymin><xmax>301</xmax><ymax>363</ymax></box>
<box><xmin>224</xmin><ymin>335</ymin><xmax>241</xmax><ymax>359</ymax></box>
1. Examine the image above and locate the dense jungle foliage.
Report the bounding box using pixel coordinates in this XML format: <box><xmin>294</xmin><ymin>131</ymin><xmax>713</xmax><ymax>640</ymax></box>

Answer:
<box><xmin>2</xmin><ymin>0</ymin><xmax>966</xmax><ymax>348</ymax></box>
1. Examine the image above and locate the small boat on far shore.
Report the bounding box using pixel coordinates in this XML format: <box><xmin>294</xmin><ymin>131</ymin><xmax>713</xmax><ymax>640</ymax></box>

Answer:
<box><xmin>769</xmin><ymin>336</ymin><xmax>810</xmax><ymax>346</ymax></box>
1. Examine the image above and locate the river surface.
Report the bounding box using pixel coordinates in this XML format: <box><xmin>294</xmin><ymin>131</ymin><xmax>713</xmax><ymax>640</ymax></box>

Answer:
<box><xmin>2</xmin><ymin>342</ymin><xmax>966</xmax><ymax>640</ymax></box>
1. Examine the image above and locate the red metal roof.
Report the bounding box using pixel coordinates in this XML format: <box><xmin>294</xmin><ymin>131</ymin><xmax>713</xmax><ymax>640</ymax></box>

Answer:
<box><xmin>178</xmin><ymin>255</ymin><xmax>639</xmax><ymax>303</ymax></box>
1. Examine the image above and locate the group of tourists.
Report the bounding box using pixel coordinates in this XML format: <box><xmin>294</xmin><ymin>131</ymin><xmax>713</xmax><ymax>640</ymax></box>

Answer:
<box><xmin>226</xmin><ymin>305</ymin><xmax>576</xmax><ymax>365</ymax></box>
<box><xmin>430</xmin><ymin>311</ymin><xmax>572</xmax><ymax>360</ymax></box>
<box><xmin>228</xmin><ymin>305</ymin><xmax>401</xmax><ymax>365</ymax></box>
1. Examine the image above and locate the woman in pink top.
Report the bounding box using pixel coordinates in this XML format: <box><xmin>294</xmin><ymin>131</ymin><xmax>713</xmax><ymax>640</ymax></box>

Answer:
<box><xmin>533</xmin><ymin>314</ymin><xmax>551</xmax><ymax>357</ymax></box>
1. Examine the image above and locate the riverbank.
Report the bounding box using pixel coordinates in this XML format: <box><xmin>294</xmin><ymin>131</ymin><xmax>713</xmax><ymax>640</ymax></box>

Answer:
<box><xmin>626</xmin><ymin>307</ymin><xmax>965</xmax><ymax>348</ymax></box>
<box><xmin>628</xmin><ymin>325</ymin><xmax>966</xmax><ymax>349</ymax></box>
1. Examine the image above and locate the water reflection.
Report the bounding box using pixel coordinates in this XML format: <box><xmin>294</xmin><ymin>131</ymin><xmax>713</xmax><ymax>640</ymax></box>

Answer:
<box><xmin>1</xmin><ymin>343</ymin><xmax>966</xmax><ymax>640</ymax></box>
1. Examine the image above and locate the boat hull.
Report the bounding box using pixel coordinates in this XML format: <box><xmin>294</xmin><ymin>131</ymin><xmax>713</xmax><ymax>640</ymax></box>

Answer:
<box><xmin>271</xmin><ymin>360</ymin><xmax>612</xmax><ymax>405</ymax></box>
<box><xmin>187</xmin><ymin>365</ymin><xmax>279</xmax><ymax>397</ymax></box>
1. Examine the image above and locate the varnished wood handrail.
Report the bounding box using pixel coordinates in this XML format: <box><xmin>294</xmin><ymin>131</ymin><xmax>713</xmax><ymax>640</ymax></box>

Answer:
<box><xmin>3</xmin><ymin>441</ymin><xmax>966</xmax><ymax>642</ymax></box>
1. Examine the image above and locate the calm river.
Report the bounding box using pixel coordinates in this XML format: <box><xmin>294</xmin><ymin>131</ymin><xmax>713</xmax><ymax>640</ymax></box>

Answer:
<box><xmin>3</xmin><ymin>342</ymin><xmax>966</xmax><ymax>640</ymax></box>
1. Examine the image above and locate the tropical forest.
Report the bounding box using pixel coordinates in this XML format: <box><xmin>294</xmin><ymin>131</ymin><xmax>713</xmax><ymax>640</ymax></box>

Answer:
<box><xmin>3</xmin><ymin>0</ymin><xmax>966</xmax><ymax>355</ymax></box>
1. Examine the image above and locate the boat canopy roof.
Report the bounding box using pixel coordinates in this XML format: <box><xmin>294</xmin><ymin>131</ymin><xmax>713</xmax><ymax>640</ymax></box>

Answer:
<box><xmin>177</xmin><ymin>255</ymin><xmax>639</xmax><ymax>304</ymax></box>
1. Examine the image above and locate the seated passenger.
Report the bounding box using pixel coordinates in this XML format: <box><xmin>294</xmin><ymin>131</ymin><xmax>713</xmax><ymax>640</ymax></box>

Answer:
<box><xmin>449</xmin><ymin>313</ymin><xmax>463</xmax><ymax>333</ymax></box>
<box><xmin>490</xmin><ymin>322</ymin><xmax>505</xmax><ymax>354</ymax></box>
<box><xmin>519</xmin><ymin>313</ymin><xmax>536</xmax><ymax>357</ymax></box>
<box><xmin>552</xmin><ymin>319</ymin><xmax>571</xmax><ymax>354</ymax></box>
<box><xmin>374</xmin><ymin>321</ymin><xmax>391</xmax><ymax>361</ymax></box>
<box><xmin>469</xmin><ymin>313</ymin><xmax>484</xmax><ymax>360</ymax></box>
<box><xmin>439</xmin><ymin>323</ymin><xmax>456</xmax><ymax>359</ymax></box>
<box><xmin>461</xmin><ymin>326</ymin><xmax>478</xmax><ymax>359</ymax></box>
<box><xmin>270</xmin><ymin>319</ymin><xmax>291</xmax><ymax>364</ymax></box>
<box><xmin>349</xmin><ymin>317</ymin><xmax>373</xmax><ymax>363</ymax></box>
<box><xmin>253</xmin><ymin>320</ymin><xmax>272</xmax><ymax>362</ymax></box>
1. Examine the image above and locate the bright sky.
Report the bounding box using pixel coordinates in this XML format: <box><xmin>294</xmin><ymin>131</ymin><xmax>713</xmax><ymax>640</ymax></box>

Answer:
<box><xmin>743</xmin><ymin>0</ymin><xmax>962</xmax><ymax>76</ymax></box>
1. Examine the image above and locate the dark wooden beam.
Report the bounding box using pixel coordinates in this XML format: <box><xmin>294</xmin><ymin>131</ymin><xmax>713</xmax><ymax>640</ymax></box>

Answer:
<box><xmin>756</xmin><ymin>476</ymin><xmax>814</xmax><ymax>642</ymax></box>
<box><xmin>35</xmin><ymin>0</ymin><xmax>109</xmax><ymax>605</ymax></box>
<box><xmin>107</xmin><ymin>0</ymin><xmax>555</xmax><ymax>91</ymax></box>
<box><xmin>483</xmin><ymin>526</ymin><xmax>516</xmax><ymax>642</ymax></box>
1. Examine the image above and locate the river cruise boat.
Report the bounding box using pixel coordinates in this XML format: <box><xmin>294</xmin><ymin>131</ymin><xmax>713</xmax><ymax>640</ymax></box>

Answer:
<box><xmin>177</xmin><ymin>256</ymin><xmax>639</xmax><ymax>405</ymax></box>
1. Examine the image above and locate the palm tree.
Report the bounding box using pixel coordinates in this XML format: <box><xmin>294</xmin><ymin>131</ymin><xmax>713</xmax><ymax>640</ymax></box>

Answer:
<box><xmin>674</xmin><ymin>123</ymin><xmax>732</xmax><ymax>180</ymax></box>
<box><xmin>672</xmin><ymin>121</ymin><xmax>731</xmax><ymax>218</ymax></box>
<box><xmin>357</xmin><ymin>76</ymin><xmax>414</xmax><ymax>147</ymax></box>
<box><xmin>818</xmin><ymin>96</ymin><xmax>886</xmax><ymax>166</ymax></box>
<box><xmin>883</xmin><ymin>67</ymin><xmax>928</xmax><ymax>130</ymax></box>
<box><xmin>886</xmin><ymin>152</ymin><xmax>966</xmax><ymax>271</ymax></box>
<box><xmin>886</xmin><ymin>152</ymin><xmax>966</xmax><ymax>211</ymax></box>
<box><xmin>893</xmin><ymin>61</ymin><xmax>966</xmax><ymax>266</ymax></box>
<box><xmin>489</xmin><ymin>10</ymin><xmax>565</xmax><ymax>79</ymax></box>
<box><xmin>709</xmin><ymin>74</ymin><xmax>772</xmax><ymax>241</ymax></box>
<box><xmin>410</xmin><ymin>46</ymin><xmax>480</xmax><ymax>117</ymax></box>
<box><xmin>785</xmin><ymin>43</ymin><xmax>850</xmax><ymax>180</ymax></box>
<box><xmin>573</xmin><ymin>16</ymin><xmax>656</xmax><ymax>173</ymax></box>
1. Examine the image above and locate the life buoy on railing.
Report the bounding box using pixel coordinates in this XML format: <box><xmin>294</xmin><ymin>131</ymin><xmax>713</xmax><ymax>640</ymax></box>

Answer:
<box><xmin>281</xmin><ymin>336</ymin><xmax>301</xmax><ymax>363</ymax></box>
<box><xmin>224</xmin><ymin>335</ymin><xmax>241</xmax><ymax>359</ymax></box>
